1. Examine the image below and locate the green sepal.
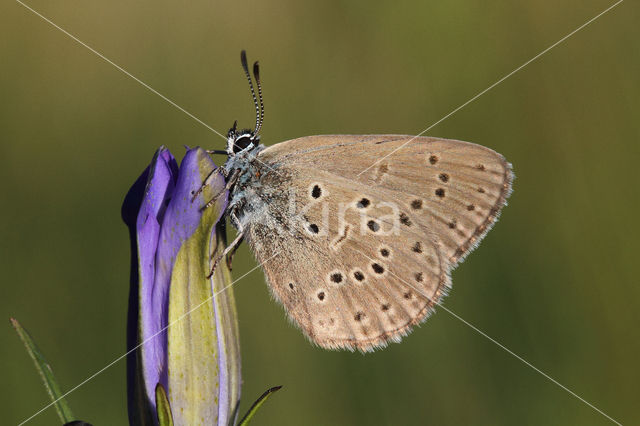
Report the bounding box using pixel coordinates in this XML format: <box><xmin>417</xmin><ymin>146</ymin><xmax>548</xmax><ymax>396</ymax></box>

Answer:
<box><xmin>11</xmin><ymin>318</ymin><xmax>75</xmax><ymax>424</ymax></box>
<box><xmin>155</xmin><ymin>383</ymin><xmax>174</xmax><ymax>426</ymax></box>
<box><xmin>237</xmin><ymin>386</ymin><xmax>282</xmax><ymax>426</ymax></box>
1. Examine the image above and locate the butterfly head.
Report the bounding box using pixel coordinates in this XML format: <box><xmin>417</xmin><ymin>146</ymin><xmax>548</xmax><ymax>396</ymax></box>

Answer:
<box><xmin>227</xmin><ymin>120</ymin><xmax>260</xmax><ymax>154</ymax></box>
<box><xmin>226</xmin><ymin>50</ymin><xmax>265</xmax><ymax>156</ymax></box>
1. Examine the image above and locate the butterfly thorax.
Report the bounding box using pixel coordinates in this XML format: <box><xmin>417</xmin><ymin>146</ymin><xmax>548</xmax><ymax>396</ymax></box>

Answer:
<box><xmin>222</xmin><ymin>142</ymin><xmax>265</xmax><ymax>178</ymax></box>
<box><xmin>223</xmin><ymin>143</ymin><xmax>300</xmax><ymax>237</ymax></box>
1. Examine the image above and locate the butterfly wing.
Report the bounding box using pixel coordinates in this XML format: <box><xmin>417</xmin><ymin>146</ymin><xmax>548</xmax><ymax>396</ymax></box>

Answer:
<box><xmin>262</xmin><ymin>135</ymin><xmax>514</xmax><ymax>266</ymax></box>
<box><xmin>244</xmin><ymin>135</ymin><xmax>512</xmax><ymax>351</ymax></box>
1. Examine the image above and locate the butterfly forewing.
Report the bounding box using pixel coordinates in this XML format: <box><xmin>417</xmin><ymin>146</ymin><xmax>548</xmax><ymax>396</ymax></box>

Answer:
<box><xmin>246</xmin><ymin>135</ymin><xmax>512</xmax><ymax>351</ymax></box>
<box><xmin>262</xmin><ymin>135</ymin><xmax>513</xmax><ymax>265</ymax></box>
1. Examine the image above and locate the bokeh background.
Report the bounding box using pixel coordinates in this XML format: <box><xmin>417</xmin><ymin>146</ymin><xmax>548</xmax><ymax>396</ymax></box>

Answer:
<box><xmin>2</xmin><ymin>0</ymin><xmax>638</xmax><ymax>424</ymax></box>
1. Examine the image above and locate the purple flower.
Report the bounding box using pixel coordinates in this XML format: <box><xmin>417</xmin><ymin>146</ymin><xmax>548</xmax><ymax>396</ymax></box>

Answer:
<box><xmin>122</xmin><ymin>146</ymin><xmax>241</xmax><ymax>425</ymax></box>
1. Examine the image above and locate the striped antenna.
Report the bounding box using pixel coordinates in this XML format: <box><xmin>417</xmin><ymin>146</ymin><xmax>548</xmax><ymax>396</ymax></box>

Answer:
<box><xmin>253</xmin><ymin>61</ymin><xmax>265</xmax><ymax>134</ymax></box>
<box><xmin>240</xmin><ymin>50</ymin><xmax>261</xmax><ymax>134</ymax></box>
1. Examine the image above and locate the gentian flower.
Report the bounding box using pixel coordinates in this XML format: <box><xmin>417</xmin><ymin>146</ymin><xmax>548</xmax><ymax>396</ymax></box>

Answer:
<box><xmin>13</xmin><ymin>146</ymin><xmax>280</xmax><ymax>426</ymax></box>
<box><xmin>122</xmin><ymin>146</ymin><xmax>241</xmax><ymax>425</ymax></box>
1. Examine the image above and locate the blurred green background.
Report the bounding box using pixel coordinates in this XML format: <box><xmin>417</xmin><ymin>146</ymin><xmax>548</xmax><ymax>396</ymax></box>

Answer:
<box><xmin>2</xmin><ymin>0</ymin><xmax>638</xmax><ymax>424</ymax></box>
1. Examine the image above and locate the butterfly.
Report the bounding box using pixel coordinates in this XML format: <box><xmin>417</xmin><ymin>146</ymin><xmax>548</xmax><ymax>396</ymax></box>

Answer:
<box><xmin>199</xmin><ymin>51</ymin><xmax>513</xmax><ymax>352</ymax></box>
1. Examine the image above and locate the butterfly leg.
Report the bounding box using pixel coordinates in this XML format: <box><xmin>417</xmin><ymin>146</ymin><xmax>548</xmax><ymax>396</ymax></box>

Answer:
<box><xmin>207</xmin><ymin>222</ymin><xmax>244</xmax><ymax>278</ymax></box>
<box><xmin>207</xmin><ymin>209</ymin><xmax>244</xmax><ymax>277</ymax></box>
<box><xmin>191</xmin><ymin>166</ymin><xmax>221</xmax><ymax>202</ymax></box>
<box><xmin>206</xmin><ymin>149</ymin><xmax>229</xmax><ymax>156</ymax></box>
<box><xmin>200</xmin><ymin>169</ymin><xmax>241</xmax><ymax>211</ymax></box>
<box><xmin>224</xmin><ymin>210</ymin><xmax>245</xmax><ymax>270</ymax></box>
<box><xmin>225</xmin><ymin>236</ymin><xmax>244</xmax><ymax>271</ymax></box>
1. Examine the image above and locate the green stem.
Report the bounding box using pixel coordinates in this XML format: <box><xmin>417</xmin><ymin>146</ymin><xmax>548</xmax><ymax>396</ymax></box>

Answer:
<box><xmin>11</xmin><ymin>318</ymin><xmax>75</xmax><ymax>423</ymax></box>
<box><xmin>237</xmin><ymin>386</ymin><xmax>282</xmax><ymax>426</ymax></box>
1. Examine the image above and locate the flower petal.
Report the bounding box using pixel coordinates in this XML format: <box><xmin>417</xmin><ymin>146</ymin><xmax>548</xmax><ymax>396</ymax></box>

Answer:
<box><xmin>210</xmin><ymin>230</ymin><xmax>242</xmax><ymax>425</ymax></box>
<box><xmin>165</xmin><ymin>148</ymin><xmax>240</xmax><ymax>425</ymax></box>
<box><xmin>123</xmin><ymin>147</ymin><xmax>179</xmax><ymax>425</ymax></box>
<box><xmin>137</xmin><ymin>149</ymin><xmax>181</xmax><ymax>415</ymax></box>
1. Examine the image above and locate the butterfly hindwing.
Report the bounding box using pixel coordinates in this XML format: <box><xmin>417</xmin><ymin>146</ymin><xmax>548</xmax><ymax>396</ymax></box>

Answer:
<box><xmin>243</xmin><ymin>171</ymin><xmax>449</xmax><ymax>351</ymax></box>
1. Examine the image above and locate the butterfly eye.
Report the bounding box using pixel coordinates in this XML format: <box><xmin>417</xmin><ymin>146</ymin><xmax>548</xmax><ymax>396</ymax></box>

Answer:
<box><xmin>233</xmin><ymin>136</ymin><xmax>253</xmax><ymax>153</ymax></box>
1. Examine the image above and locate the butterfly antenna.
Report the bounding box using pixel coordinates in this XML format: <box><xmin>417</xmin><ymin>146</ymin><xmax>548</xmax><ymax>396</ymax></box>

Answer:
<box><xmin>240</xmin><ymin>50</ymin><xmax>261</xmax><ymax>135</ymax></box>
<box><xmin>253</xmin><ymin>61</ymin><xmax>265</xmax><ymax>134</ymax></box>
